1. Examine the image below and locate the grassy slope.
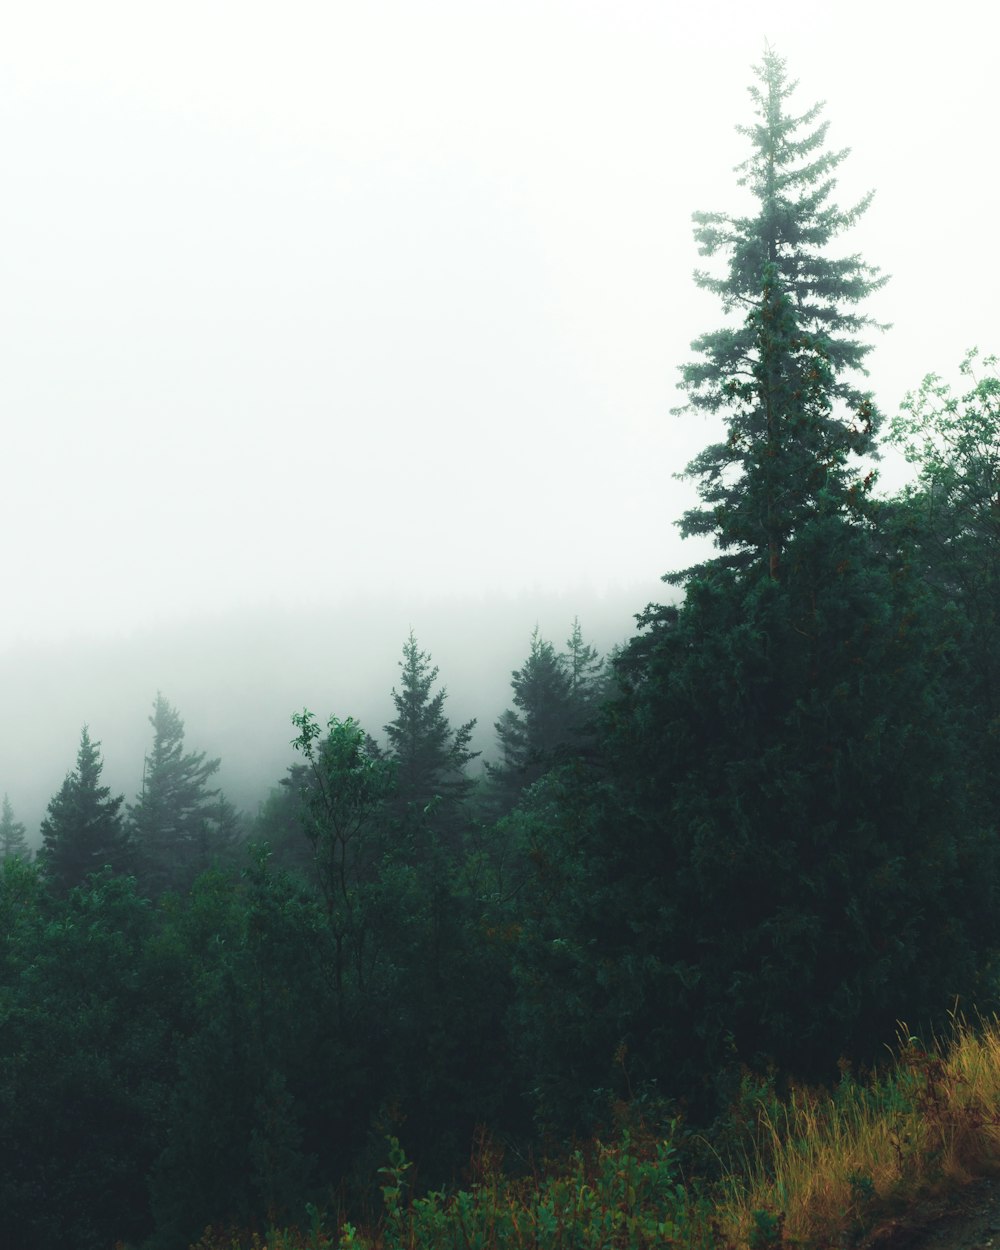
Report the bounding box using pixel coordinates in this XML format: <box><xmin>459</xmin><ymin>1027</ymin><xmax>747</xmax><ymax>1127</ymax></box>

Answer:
<box><xmin>185</xmin><ymin>1017</ymin><xmax>1000</xmax><ymax>1250</ymax></box>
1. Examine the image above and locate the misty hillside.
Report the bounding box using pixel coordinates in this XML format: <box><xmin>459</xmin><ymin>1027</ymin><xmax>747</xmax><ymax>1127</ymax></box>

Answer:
<box><xmin>0</xmin><ymin>583</ymin><xmax>658</xmax><ymax>842</ymax></box>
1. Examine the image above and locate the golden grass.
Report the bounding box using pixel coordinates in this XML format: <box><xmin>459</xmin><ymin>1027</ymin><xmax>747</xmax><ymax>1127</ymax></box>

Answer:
<box><xmin>715</xmin><ymin>1016</ymin><xmax>1000</xmax><ymax>1248</ymax></box>
<box><xmin>184</xmin><ymin>1017</ymin><xmax>1000</xmax><ymax>1250</ymax></box>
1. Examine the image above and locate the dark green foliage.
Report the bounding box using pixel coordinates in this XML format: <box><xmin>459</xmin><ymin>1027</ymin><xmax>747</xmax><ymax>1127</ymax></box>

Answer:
<box><xmin>493</xmin><ymin>630</ymin><xmax>572</xmax><ymax>786</ymax></box>
<box><xmin>383</xmin><ymin>632</ymin><xmax>478</xmax><ymax>838</ymax></box>
<box><xmin>884</xmin><ymin>352</ymin><xmax>1000</xmax><ymax>819</ymax></box>
<box><xmin>674</xmin><ymin>47</ymin><xmax>886</xmax><ymax>580</ymax></box>
<box><xmin>5</xmin><ymin>51</ymin><xmax>1000</xmax><ymax>1250</ymax></box>
<box><xmin>147</xmin><ymin>859</ymin><xmax>326</xmax><ymax>1245</ymax></box>
<box><xmin>515</xmin><ymin>519</ymin><xmax>998</xmax><ymax>1127</ymax></box>
<box><xmin>623</xmin><ymin>521</ymin><xmax>993</xmax><ymax>1071</ymax></box>
<box><xmin>489</xmin><ymin>621</ymin><xmax>606</xmax><ymax>810</ymax></box>
<box><xmin>39</xmin><ymin>726</ymin><xmax>130</xmax><ymax>892</ymax></box>
<box><xmin>507</xmin><ymin>53</ymin><xmax>999</xmax><ymax>1132</ymax></box>
<box><xmin>286</xmin><ymin>709</ymin><xmax>523</xmax><ymax>1174</ymax></box>
<box><xmin>887</xmin><ymin>350</ymin><xmax>1000</xmax><ymax>589</ymax></box>
<box><xmin>0</xmin><ymin>862</ymin><xmax>171</xmax><ymax>1250</ymax></box>
<box><xmin>130</xmin><ymin>693</ymin><xmax>241</xmax><ymax>895</ymax></box>
<box><xmin>0</xmin><ymin>793</ymin><xmax>29</xmax><ymax>860</ymax></box>
<box><xmin>288</xmin><ymin>712</ymin><xmax>397</xmax><ymax>991</ymax></box>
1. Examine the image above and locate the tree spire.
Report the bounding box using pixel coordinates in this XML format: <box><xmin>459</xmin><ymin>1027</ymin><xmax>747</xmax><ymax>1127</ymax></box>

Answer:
<box><xmin>673</xmin><ymin>46</ymin><xmax>887</xmax><ymax>582</ymax></box>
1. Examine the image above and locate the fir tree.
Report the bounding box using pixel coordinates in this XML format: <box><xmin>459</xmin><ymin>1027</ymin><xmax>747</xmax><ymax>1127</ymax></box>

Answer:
<box><xmin>489</xmin><ymin>629</ymin><xmax>573</xmax><ymax>799</ymax></box>
<box><xmin>0</xmin><ymin>794</ymin><xmax>29</xmax><ymax>861</ymax></box>
<box><xmin>512</xmin><ymin>54</ymin><xmax>998</xmax><ymax>1121</ymax></box>
<box><xmin>40</xmin><ymin>727</ymin><xmax>130</xmax><ymax>891</ymax></box>
<box><xmin>674</xmin><ymin>46</ymin><xmax>887</xmax><ymax>580</ymax></box>
<box><xmin>130</xmin><ymin>694</ymin><xmax>231</xmax><ymax>895</ymax></box>
<box><xmin>383</xmin><ymin>632</ymin><xmax>478</xmax><ymax>824</ymax></box>
<box><xmin>489</xmin><ymin>622</ymin><xmax>604</xmax><ymax>808</ymax></box>
<box><xmin>563</xmin><ymin>617</ymin><xmax>608</xmax><ymax>719</ymax></box>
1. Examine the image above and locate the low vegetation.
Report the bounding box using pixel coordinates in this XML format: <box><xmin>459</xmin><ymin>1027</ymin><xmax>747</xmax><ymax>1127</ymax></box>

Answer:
<box><xmin>185</xmin><ymin>1017</ymin><xmax>1000</xmax><ymax>1250</ymax></box>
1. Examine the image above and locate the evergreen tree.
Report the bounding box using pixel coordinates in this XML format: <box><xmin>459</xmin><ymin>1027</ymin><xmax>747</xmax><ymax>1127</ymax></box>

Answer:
<box><xmin>40</xmin><ymin>727</ymin><xmax>130</xmax><ymax>892</ymax></box>
<box><xmin>491</xmin><ymin>629</ymin><xmax>572</xmax><ymax>790</ymax></box>
<box><xmin>674</xmin><ymin>46</ymin><xmax>886</xmax><ymax>580</ymax></box>
<box><xmin>564</xmin><ymin>617</ymin><xmax>608</xmax><ymax>719</ymax></box>
<box><xmin>511</xmin><ymin>55</ymin><xmax>999</xmax><ymax>1125</ymax></box>
<box><xmin>130</xmin><ymin>694</ymin><xmax>231</xmax><ymax>895</ymax></box>
<box><xmin>383</xmin><ymin>632</ymin><xmax>478</xmax><ymax>825</ymax></box>
<box><xmin>489</xmin><ymin>622</ymin><xmax>605</xmax><ymax>808</ymax></box>
<box><xmin>0</xmin><ymin>794</ymin><xmax>29</xmax><ymax>861</ymax></box>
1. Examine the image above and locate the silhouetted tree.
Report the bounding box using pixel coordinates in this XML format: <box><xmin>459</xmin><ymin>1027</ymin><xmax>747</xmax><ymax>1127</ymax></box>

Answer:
<box><xmin>673</xmin><ymin>45</ymin><xmax>886</xmax><ymax>582</ymax></box>
<box><xmin>383</xmin><ymin>632</ymin><xmax>478</xmax><ymax>835</ymax></box>
<box><xmin>40</xmin><ymin>727</ymin><xmax>130</xmax><ymax>892</ymax></box>
<box><xmin>130</xmin><ymin>694</ymin><xmax>232</xmax><ymax>895</ymax></box>
<box><xmin>488</xmin><ymin>622</ymin><xmax>605</xmax><ymax>809</ymax></box>
<box><xmin>510</xmin><ymin>54</ymin><xmax>999</xmax><ymax>1129</ymax></box>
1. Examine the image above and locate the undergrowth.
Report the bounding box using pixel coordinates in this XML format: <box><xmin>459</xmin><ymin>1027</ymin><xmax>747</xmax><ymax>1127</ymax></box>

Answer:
<box><xmin>184</xmin><ymin>1015</ymin><xmax>1000</xmax><ymax>1250</ymax></box>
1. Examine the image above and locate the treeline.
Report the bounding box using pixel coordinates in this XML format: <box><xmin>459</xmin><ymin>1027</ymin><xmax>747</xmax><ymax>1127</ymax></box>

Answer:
<box><xmin>0</xmin><ymin>622</ymin><xmax>611</xmax><ymax>1249</ymax></box>
<box><xmin>0</xmin><ymin>620</ymin><xmax>607</xmax><ymax>894</ymax></box>
<box><xmin>1</xmin><ymin>47</ymin><xmax>999</xmax><ymax>1250</ymax></box>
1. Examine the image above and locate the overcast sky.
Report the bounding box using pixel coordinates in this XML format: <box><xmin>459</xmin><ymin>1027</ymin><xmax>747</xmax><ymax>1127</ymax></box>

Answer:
<box><xmin>2</xmin><ymin>0</ymin><xmax>996</xmax><ymax>651</ymax></box>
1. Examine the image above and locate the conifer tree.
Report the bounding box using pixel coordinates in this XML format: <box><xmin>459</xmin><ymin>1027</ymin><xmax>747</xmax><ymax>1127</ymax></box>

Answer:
<box><xmin>489</xmin><ymin>623</ymin><xmax>604</xmax><ymax>807</ymax></box>
<box><xmin>674</xmin><ymin>46</ymin><xmax>886</xmax><ymax>580</ymax></box>
<box><xmin>383</xmin><ymin>632</ymin><xmax>478</xmax><ymax>822</ymax></box>
<box><xmin>489</xmin><ymin>629</ymin><xmax>573</xmax><ymax>798</ymax></box>
<box><xmin>513</xmin><ymin>54</ymin><xmax>999</xmax><ymax>1120</ymax></box>
<box><xmin>0</xmin><ymin>794</ymin><xmax>29</xmax><ymax>861</ymax></box>
<box><xmin>40</xmin><ymin>727</ymin><xmax>130</xmax><ymax>891</ymax></box>
<box><xmin>564</xmin><ymin>617</ymin><xmax>607</xmax><ymax>718</ymax></box>
<box><xmin>130</xmin><ymin>694</ymin><xmax>232</xmax><ymax>894</ymax></box>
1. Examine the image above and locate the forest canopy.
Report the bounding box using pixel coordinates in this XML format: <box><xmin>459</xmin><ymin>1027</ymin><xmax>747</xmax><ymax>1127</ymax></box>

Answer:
<box><xmin>0</xmin><ymin>50</ymin><xmax>997</xmax><ymax>1250</ymax></box>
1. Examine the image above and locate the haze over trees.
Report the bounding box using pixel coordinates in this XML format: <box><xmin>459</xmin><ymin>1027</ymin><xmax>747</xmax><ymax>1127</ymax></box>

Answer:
<box><xmin>129</xmin><ymin>693</ymin><xmax>242</xmax><ymax>895</ymax></box>
<box><xmin>0</xmin><ymin>794</ymin><xmax>28</xmax><ymax>861</ymax></box>
<box><xmin>0</xmin><ymin>50</ymin><xmax>997</xmax><ymax>1250</ymax></box>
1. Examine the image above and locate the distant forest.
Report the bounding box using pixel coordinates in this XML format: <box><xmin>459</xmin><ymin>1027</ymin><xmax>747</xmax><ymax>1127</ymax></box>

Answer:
<box><xmin>1</xmin><ymin>50</ymin><xmax>998</xmax><ymax>1250</ymax></box>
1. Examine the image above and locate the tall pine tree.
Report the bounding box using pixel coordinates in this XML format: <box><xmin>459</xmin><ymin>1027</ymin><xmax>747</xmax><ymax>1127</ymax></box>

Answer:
<box><xmin>512</xmin><ymin>54</ymin><xmax>998</xmax><ymax>1125</ymax></box>
<box><xmin>674</xmin><ymin>46</ymin><xmax>886</xmax><ymax>580</ymax></box>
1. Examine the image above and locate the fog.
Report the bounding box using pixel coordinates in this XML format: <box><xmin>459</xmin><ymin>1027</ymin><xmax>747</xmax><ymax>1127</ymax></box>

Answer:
<box><xmin>0</xmin><ymin>585</ymin><xmax>655</xmax><ymax>840</ymax></box>
<box><xmin>1</xmin><ymin>1</ymin><xmax>996</xmax><ymax>836</ymax></box>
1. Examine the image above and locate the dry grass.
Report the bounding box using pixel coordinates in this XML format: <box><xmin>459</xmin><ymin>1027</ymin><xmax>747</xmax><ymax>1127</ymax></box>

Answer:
<box><xmin>184</xmin><ymin>1018</ymin><xmax>1000</xmax><ymax>1250</ymax></box>
<box><xmin>715</xmin><ymin>1016</ymin><xmax>1000</xmax><ymax>1249</ymax></box>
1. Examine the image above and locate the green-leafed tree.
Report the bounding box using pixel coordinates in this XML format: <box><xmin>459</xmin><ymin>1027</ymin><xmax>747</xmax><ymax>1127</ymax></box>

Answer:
<box><xmin>673</xmin><ymin>45</ymin><xmax>886</xmax><ymax>581</ymax></box>
<box><xmin>40</xmin><ymin>727</ymin><xmax>130</xmax><ymax>892</ymax></box>
<box><xmin>130</xmin><ymin>694</ymin><xmax>238</xmax><ymax>895</ymax></box>
<box><xmin>0</xmin><ymin>794</ymin><xmax>29</xmax><ymax>861</ymax></box>
<box><xmin>289</xmin><ymin>711</ymin><xmax>398</xmax><ymax>1015</ymax></box>
<box><xmin>884</xmin><ymin>348</ymin><xmax>1000</xmax><ymax>830</ymax></box>
<box><xmin>383</xmin><ymin>631</ymin><xmax>478</xmax><ymax>833</ymax></box>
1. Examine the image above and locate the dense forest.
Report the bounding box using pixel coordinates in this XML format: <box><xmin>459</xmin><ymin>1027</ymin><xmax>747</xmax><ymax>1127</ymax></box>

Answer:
<box><xmin>1</xmin><ymin>50</ymin><xmax>999</xmax><ymax>1249</ymax></box>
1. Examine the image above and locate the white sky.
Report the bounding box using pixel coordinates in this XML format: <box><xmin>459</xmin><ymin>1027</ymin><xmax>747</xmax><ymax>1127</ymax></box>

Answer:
<box><xmin>2</xmin><ymin>0</ymin><xmax>996</xmax><ymax>649</ymax></box>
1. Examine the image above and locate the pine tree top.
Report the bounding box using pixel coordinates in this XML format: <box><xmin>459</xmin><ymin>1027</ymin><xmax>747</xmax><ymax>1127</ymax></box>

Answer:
<box><xmin>672</xmin><ymin>48</ymin><xmax>888</xmax><ymax>583</ymax></box>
